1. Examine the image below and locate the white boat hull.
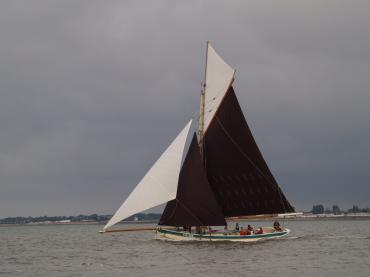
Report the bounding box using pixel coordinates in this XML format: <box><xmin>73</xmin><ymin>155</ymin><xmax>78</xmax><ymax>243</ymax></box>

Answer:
<box><xmin>155</xmin><ymin>227</ymin><xmax>290</xmax><ymax>242</ymax></box>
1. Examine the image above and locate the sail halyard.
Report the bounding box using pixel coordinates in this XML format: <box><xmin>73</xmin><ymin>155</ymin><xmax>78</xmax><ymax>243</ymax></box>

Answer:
<box><xmin>103</xmin><ymin>120</ymin><xmax>192</xmax><ymax>230</ymax></box>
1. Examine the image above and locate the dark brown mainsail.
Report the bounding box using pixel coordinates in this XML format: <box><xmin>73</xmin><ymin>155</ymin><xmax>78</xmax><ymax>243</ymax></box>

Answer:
<box><xmin>159</xmin><ymin>134</ymin><xmax>226</xmax><ymax>227</ymax></box>
<box><xmin>203</xmin><ymin>86</ymin><xmax>294</xmax><ymax>217</ymax></box>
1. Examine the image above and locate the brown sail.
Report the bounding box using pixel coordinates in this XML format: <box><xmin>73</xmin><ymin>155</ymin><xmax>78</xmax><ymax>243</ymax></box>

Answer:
<box><xmin>203</xmin><ymin>86</ymin><xmax>294</xmax><ymax>217</ymax></box>
<box><xmin>159</xmin><ymin>133</ymin><xmax>226</xmax><ymax>227</ymax></box>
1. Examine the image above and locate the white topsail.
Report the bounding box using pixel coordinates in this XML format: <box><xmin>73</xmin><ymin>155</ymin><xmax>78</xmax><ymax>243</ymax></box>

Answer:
<box><xmin>103</xmin><ymin>120</ymin><xmax>192</xmax><ymax>230</ymax></box>
<box><xmin>203</xmin><ymin>43</ymin><xmax>236</xmax><ymax>132</ymax></box>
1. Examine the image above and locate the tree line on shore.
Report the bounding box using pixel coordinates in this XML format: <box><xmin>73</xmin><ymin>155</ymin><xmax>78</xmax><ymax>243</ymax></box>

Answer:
<box><xmin>2</xmin><ymin>205</ymin><xmax>370</xmax><ymax>224</ymax></box>
<box><xmin>0</xmin><ymin>213</ymin><xmax>161</xmax><ymax>225</ymax></box>
<box><xmin>311</xmin><ymin>204</ymin><xmax>370</xmax><ymax>215</ymax></box>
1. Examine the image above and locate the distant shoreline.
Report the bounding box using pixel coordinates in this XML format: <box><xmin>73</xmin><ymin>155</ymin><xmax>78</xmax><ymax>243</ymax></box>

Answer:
<box><xmin>1</xmin><ymin>216</ymin><xmax>370</xmax><ymax>227</ymax></box>
<box><xmin>0</xmin><ymin>220</ymin><xmax>159</xmax><ymax>227</ymax></box>
<box><xmin>229</xmin><ymin>213</ymin><xmax>370</xmax><ymax>222</ymax></box>
<box><xmin>0</xmin><ymin>213</ymin><xmax>160</xmax><ymax>226</ymax></box>
<box><xmin>237</xmin><ymin>215</ymin><xmax>370</xmax><ymax>221</ymax></box>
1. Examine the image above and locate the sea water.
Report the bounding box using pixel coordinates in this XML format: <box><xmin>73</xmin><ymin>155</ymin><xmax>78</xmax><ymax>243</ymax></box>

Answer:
<box><xmin>1</xmin><ymin>220</ymin><xmax>370</xmax><ymax>277</ymax></box>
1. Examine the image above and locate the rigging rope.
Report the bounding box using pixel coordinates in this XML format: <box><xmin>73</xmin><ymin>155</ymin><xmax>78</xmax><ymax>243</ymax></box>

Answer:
<box><xmin>214</xmin><ymin>116</ymin><xmax>289</xmax><ymax>212</ymax></box>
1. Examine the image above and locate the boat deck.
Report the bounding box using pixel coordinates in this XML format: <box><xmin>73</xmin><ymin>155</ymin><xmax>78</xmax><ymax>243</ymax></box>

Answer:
<box><xmin>156</xmin><ymin>227</ymin><xmax>290</xmax><ymax>242</ymax></box>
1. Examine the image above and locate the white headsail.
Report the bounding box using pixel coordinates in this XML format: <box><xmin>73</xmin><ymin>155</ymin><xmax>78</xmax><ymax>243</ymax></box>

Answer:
<box><xmin>203</xmin><ymin>43</ymin><xmax>236</xmax><ymax>131</ymax></box>
<box><xmin>103</xmin><ymin>120</ymin><xmax>192</xmax><ymax>230</ymax></box>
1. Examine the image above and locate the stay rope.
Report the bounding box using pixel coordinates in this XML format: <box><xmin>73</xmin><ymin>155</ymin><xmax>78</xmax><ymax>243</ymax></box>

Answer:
<box><xmin>214</xmin><ymin>116</ymin><xmax>288</xmax><ymax>212</ymax></box>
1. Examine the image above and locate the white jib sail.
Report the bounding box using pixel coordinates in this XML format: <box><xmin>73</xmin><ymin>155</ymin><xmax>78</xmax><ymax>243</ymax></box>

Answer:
<box><xmin>103</xmin><ymin>120</ymin><xmax>192</xmax><ymax>230</ymax></box>
<box><xmin>204</xmin><ymin>43</ymin><xmax>236</xmax><ymax>131</ymax></box>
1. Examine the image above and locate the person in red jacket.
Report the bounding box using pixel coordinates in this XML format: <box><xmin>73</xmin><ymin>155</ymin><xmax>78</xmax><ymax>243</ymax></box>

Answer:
<box><xmin>255</xmin><ymin>227</ymin><xmax>264</xmax><ymax>234</ymax></box>
<box><xmin>239</xmin><ymin>227</ymin><xmax>247</xmax><ymax>236</ymax></box>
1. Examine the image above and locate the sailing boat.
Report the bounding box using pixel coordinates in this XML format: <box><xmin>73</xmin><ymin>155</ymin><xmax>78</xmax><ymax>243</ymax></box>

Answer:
<box><xmin>101</xmin><ymin>42</ymin><xmax>294</xmax><ymax>242</ymax></box>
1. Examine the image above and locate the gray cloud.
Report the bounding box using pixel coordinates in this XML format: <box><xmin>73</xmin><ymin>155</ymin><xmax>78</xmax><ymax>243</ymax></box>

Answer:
<box><xmin>0</xmin><ymin>0</ymin><xmax>369</xmax><ymax>216</ymax></box>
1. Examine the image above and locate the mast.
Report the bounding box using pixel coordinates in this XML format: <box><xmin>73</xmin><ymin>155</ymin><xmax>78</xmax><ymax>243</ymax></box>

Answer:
<box><xmin>198</xmin><ymin>41</ymin><xmax>209</xmax><ymax>156</ymax></box>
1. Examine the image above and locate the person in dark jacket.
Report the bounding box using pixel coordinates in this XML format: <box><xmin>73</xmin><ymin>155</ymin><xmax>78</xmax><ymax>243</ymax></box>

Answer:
<box><xmin>273</xmin><ymin>221</ymin><xmax>282</xmax><ymax>231</ymax></box>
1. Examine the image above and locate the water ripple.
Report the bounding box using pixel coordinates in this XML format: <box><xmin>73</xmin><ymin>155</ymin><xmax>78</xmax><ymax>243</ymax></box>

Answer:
<box><xmin>0</xmin><ymin>221</ymin><xmax>370</xmax><ymax>277</ymax></box>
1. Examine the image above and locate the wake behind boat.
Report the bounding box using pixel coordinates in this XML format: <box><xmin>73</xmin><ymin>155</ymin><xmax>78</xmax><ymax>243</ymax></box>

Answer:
<box><xmin>101</xmin><ymin>42</ymin><xmax>294</xmax><ymax>242</ymax></box>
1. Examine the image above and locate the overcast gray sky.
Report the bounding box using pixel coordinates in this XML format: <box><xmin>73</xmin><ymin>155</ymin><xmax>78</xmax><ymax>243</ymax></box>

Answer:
<box><xmin>1</xmin><ymin>1</ymin><xmax>369</xmax><ymax>217</ymax></box>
